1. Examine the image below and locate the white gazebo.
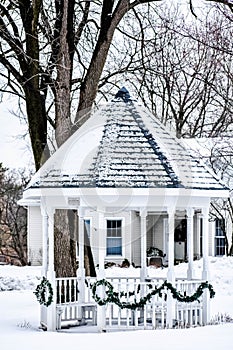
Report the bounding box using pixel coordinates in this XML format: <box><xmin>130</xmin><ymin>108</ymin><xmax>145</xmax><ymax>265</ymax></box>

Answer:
<box><xmin>20</xmin><ymin>88</ymin><xmax>229</xmax><ymax>332</ymax></box>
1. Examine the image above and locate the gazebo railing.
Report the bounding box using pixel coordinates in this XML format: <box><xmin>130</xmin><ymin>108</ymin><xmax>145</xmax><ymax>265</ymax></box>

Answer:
<box><xmin>55</xmin><ymin>276</ymin><xmax>205</xmax><ymax>330</ymax></box>
<box><xmin>104</xmin><ymin>277</ymin><xmax>167</xmax><ymax>329</ymax></box>
<box><xmin>56</xmin><ymin>276</ymin><xmax>97</xmax><ymax>328</ymax></box>
<box><xmin>175</xmin><ymin>279</ymin><xmax>205</xmax><ymax>327</ymax></box>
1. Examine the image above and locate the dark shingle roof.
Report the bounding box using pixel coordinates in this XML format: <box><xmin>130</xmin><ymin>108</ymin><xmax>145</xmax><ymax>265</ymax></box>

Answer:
<box><xmin>28</xmin><ymin>89</ymin><xmax>228</xmax><ymax>190</ymax></box>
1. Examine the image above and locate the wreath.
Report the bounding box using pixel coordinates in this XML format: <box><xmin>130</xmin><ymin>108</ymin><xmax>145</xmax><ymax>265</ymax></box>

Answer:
<box><xmin>34</xmin><ymin>277</ymin><xmax>53</xmax><ymax>307</ymax></box>
<box><xmin>92</xmin><ymin>279</ymin><xmax>114</xmax><ymax>306</ymax></box>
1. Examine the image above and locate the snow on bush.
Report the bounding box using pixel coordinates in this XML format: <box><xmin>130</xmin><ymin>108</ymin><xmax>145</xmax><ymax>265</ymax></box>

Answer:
<box><xmin>0</xmin><ymin>266</ymin><xmax>40</xmax><ymax>291</ymax></box>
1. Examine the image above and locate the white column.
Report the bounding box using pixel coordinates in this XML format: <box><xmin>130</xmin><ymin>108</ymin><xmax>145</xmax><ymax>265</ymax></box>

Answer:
<box><xmin>163</xmin><ymin>218</ymin><xmax>169</xmax><ymax>263</ymax></box>
<box><xmin>97</xmin><ymin>208</ymin><xmax>106</xmax><ymax>332</ymax></box>
<box><xmin>187</xmin><ymin>208</ymin><xmax>194</xmax><ymax>280</ymax></box>
<box><xmin>77</xmin><ymin>207</ymin><xmax>85</xmax><ymax>305</ymax></box>
<box><xmin>195</xmin><ymin>213</ymin><xmax>201</xmax><ymax>259</ymax></box>
<box><xmin>139</xmin><ymin>208</ymin><xmax>147</xmax><ymax>325</ymax></box>
<box><xmin>40</xmin><ymin>203</ymin><xmax>49</xmax><ymax>329</ymax></box>
<box><xmin>166</xmin><ymin>207</ymin><xmax>175</xmax><ymax>328</ymax></box>
<box><xmin>167</xmin><ymin>208</ymin><xmax>175</xmax><ymax>282</ymax></box>
<box><xmin>41</xmin><ymin>205</ymin><xmax>48</xmax><ymax>277</ymax></box>
<box><xmin>140</xmin><ymin>208</ymin><xmax>147</xmax><ymax>281</ymax></box>
<box><xmin>47</xmin><ymin>208</ymin><xmax>55</xmax><ymax>275</ymax></box>
<box><xmin>202</xmin><ymin>205</ymin><xmax>210</xmax><ymax>325</ymax></box>
<box><xmin>46</xmin><ymin>207</ymin><xmax>56</xmax><ymax>331</ymax></box>
<box><xmin>78</xmin><ymin>207</ymin><xmax>85</xmax><ymax>273</ymax></box>
<box><xmin>202</xmin><ymin>206</ymin><xmax>210</xmax><ymax>280</ymax></box>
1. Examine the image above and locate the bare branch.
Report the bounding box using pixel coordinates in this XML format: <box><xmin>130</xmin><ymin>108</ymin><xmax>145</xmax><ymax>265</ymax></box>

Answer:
<box><xmin>204</xmin><ymin>0</ymin><xmax>233</xmax><ymax>12</ymax></box>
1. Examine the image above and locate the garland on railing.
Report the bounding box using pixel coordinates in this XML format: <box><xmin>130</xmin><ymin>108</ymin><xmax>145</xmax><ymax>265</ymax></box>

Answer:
<box><xmin>91</xmin><ymin>279</ymin><xmax>215</xmax><ymax>310</ymax></box>
<box><xmin>34</xmin><ymin>277</ymin><xmax>53</xmax><ymax>307</ymax></box>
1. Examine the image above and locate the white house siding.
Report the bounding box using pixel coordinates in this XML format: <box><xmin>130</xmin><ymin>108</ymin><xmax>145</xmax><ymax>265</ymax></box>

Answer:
<box><xmin>28</xmin><ymin>206</ymin><xmax>230</xmax><ymax>268</ymax></box>
<box><xmin>146</xmin><ymin>216</ymin><xmax>153</xmax><ymax>249</ymax></box>
<box><xmin>84</xmin><ymin>209</ymin><xmax>98</xmax><ymax>268</ymax></box>
<box><xmin>147</xmin><ymin>214</ymin><xmax>165</xmax><ymax>253</ymax></box>
<box><xmin>86</xmin><ymin>209</ymin><xmax>132</xmax><ymax>266</ymax></box>
<box><xmin>28</xmin><ymin>206</ymin><xmax>42</xmax><ymax>266</ymax></box>
<box><xmin>122</xmin><ymin>211</ymin><xmax>132</xmax><ymax>263</ymax></box>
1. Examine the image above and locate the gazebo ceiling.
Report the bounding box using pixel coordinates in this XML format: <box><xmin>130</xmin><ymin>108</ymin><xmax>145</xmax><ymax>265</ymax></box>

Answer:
<box><xmin>27</xmin><ymin>88</ymin><xmax>228</xmax><ymax>191</ymax></box>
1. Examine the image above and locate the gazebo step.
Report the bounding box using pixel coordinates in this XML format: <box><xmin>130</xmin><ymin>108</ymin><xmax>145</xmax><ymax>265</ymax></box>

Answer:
<box><xmin>56</xmin><ymin>302</ymin><xmax>97</xmax><ymax>330</ymax></box>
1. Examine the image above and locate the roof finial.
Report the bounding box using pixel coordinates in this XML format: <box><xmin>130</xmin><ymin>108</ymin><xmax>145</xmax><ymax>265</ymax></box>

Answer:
<box><xmin>114</xmin><ymin>87</ymin><xmax>131</xmax><ymax>102</ymax></box>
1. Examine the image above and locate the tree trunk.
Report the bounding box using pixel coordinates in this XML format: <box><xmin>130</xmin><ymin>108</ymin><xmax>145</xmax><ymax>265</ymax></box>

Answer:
<box><xmin>54</xmin><ymin>0</ymin><xmax>74</xmax><ymax>147</ymax></box>
<box><xmin>75</xmin><ymin>0</ymin><xmax>130</xmax><ymax>127</ymax></box>
<box><xmin>68</xmin><ymin>210</ymin><xmax>96</xmax><ymax>278</ymax></box>
<box><xmin>52</xmin><ymin>1</ymin><xmax>97</xmax><ymax>278</ymax></box>
<box><xmin>24</xmin><ymin>88</ymin><xmax>47</xmax><ymax>170</ymax></box>
<box><xmin>52</xmin><ymin>2</ymin><xmax>76</xmax><ymax>278</ymax></box>
<box><xmin>54</xmin><ymin>210</ymin><xmax>77</xmax><ymax>277</ymax></box>
<box><xmin>54</xmin><ymin>210</ymin><xmax>97</xmax><ymax>278</ymax></box>
<box><xmin>19</xmin><ymin>1</ymin><xmax>48</xmax><ymax>170</ymax></box>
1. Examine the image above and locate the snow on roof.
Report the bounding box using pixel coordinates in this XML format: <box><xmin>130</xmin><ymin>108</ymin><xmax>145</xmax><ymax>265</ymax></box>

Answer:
<box><xmin>28</xmin><ymin>88</ymin><xmax>228</xmax><ymax>191</ymax></box>
<box><xmin>183</xmin><ymin>137</ymin><xmax>233</xmax><ymax>191</ymax></box>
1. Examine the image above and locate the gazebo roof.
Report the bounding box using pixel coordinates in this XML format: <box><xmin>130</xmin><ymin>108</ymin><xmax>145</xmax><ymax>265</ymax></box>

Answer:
<box><xmin>27</xmin><ymin>88</ymin><xmax>227</xmax><ymax>191</ymax></box>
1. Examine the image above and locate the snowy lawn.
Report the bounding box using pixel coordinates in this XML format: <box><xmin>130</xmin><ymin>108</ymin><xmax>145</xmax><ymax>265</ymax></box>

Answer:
<box><xmin>0</xmin><ymin>257</ymin><xmax>233</xmax><ymax>350</ymax></box>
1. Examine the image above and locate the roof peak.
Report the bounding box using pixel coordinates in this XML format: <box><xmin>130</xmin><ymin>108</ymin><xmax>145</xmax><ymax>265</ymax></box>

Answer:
<box><xmin>114</xmin><ymin>87</ymin><xmax>131</xmax><ymax>102</ymax></box>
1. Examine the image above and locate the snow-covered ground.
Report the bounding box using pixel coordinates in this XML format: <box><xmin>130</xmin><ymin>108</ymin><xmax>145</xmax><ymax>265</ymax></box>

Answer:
<box><xmin>0</xmin><ymin>257</ymin><xmax>233</xmax><ymax>349</ymax></box>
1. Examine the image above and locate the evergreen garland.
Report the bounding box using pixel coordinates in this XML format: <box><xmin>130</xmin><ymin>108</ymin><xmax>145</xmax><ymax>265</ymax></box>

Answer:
<box><xmin>91</xmin><ymin>279</ymin><xmax>215</xmax><ymax>310</ymax></box>
<box><xmin>34</xmin><ymin>277</ymin><xmax>53</xmax><ymax>307</ymax></box>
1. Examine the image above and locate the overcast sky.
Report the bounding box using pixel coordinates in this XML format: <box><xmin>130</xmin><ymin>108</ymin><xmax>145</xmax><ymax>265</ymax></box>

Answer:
<box><xmin>0</xmin><ymin>97</ymin><xmax>33</xmax><ymax>170</ymax></box>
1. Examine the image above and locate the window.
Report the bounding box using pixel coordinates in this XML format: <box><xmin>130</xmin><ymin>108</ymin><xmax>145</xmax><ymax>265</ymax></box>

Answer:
<box><xmin>106</xmin><ymin>220</ymin><xmax>122</xmax><ymax>256</ymax></box>
<box><xmin>215</xmin><ymin>219</ymin><xmax>226</xmax><ymax>256</ymax></box>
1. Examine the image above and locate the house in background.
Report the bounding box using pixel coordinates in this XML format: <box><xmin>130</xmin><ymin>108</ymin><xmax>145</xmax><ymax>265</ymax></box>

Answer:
<box><xmin>19</xmin><ymin>88</ymin><xmax>229</xmax><ymax>331</ymax></box>
<box><xmin>26</xmin><ymin>200</ymin><xmax>231</xmax><ymax>266</ymax></box>
<box><xmin>184</xmin><ymin>138</ymin><xmax>233</xmax><ymax>259</ymax></box>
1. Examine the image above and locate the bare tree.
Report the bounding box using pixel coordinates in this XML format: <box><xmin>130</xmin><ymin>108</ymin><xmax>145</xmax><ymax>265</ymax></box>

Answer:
<box><xmin>208</xmin><ymin>138</ymin><xmax>233</xmax><ymax>255</ymax></box>
<box><xmin>203</xmin><ymin>0</ymin><xmax>233</xmax><ymax>12</ymax></box>
<box><xmin>0</xmin><ymin>164</ymin><xmax>29</xmax><ymax>265</ymax></box>
<box><xmin>126</xmin><ymin>3</ymin><xmax>233</xmax><ymax>138</ymax></box>
<box><xmin>0</xmin><ymin>0</ymin><xmax>161</xmax><ymax>277</ymax></box>
<box><xmin>188</xmin><ymin>137</ymin><xmax>233</xmax><ymax>255</ymax></box>
<box><xmin>0</xmin><ymin>1</ymin><xmax>232</xmax><ymax>275</ymax></box>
